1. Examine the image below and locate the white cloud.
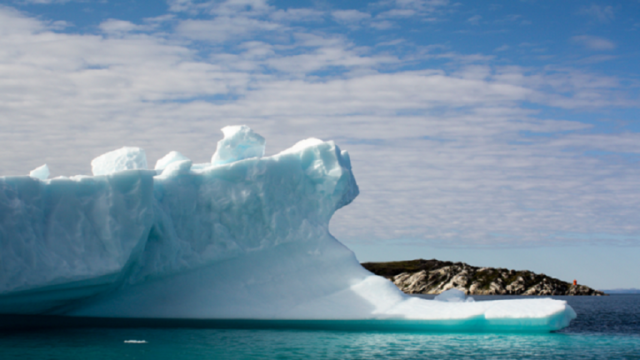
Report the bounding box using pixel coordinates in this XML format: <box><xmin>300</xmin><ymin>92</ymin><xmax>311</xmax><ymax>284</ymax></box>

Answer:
<box><xmin>1</xmin><ymin>5</ymin><xmax>639</xmax><ymax>249</ymax></box>
<box><xmin>265</xmin><ymin>47</ymin><xmax>397</xmax><ymax>75</ymax></box>
<box><xmin>571</xmin><ymin>35</ymin><xmax>616</xmax><ymax>51</ymax></box>
<box><xmin>467</xmin><ymin>15</ymin><xmax>481</xmax><ymax>25</ymax></box>
<box><xmin>332</xmin><ymin>10</ymin><xmax>371</xmax><ymax>23</ymax></box>
<box><xmin>394</xmin><ymin>0</ymin><xmax>449</xmax><ymax>12</ymax></box>
<box><xmin>168</xmin><ymin>0</ymin><xmax>272</xmax><ymax>16</ymax></box>
<box><xmin>370</xmin><ymin>20</ymin><xmax>394</xmax><ymax>30</ymax></box>
<box><xmin>270</xmin><ymin>8</ymin><xmax>324</xmax><ymax>22</ymax></box>
<box><xmin>376</xmin><ymin>39</ymin><xmax>405</xmax><ymax>47</ymax></box>
<box><xmin>376</xmin><ymin>9</ymin><xmax>416</xmax><ymax>18</ymax></box>
<box><xmin>100</xmin><ymin>19</ymin><xmax>146</xmax><ymax>34</ymax></box>
<box><xmin>176</xmin><ymin>17</ymin><xmax>280</xmax><ymax>42</ymax></box>
<box><xmin>369</xmin><ymin>0</ymin><xmax>450</xmax><ymax>27</ymax></box>
<box><xmin>577</xmin><ymin>54</ymin><xmax>617</xmax><ymax>64</ymax></box>
<box><xmin>504</xmin><ymin>14</ymin><xmax>521</xmax><ymax>22</ymax></box>
<box><xmin>167</xmin><ymin>0</ymin><xmax>194</xmax><ymax>12</ymax></box>
<box><xmin>579</xmin><ymin>4</ymin><xmax>615</xmax><ymax>23</ymax></box>
<box><xmin>16</xmin><ymin>0</ymin><xmax>74</xmax><ymax>3</ymax></box>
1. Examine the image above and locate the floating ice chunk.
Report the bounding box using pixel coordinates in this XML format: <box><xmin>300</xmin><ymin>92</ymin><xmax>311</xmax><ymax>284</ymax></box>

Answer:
<box><xmin>29</xmin><ymin>164</ymin><xmax>49</xmax><ymax>180</ymax></box>
<box><xmin>155</xmin><ymin>151</ymin><xmax>190</xmax><ymax>171</ymax></box>
<box><xmin>124</xmin><ymin>340</ymin><xmax>147</xmax><ymax>344</ymax></box>
<box><xmin>211</xmin><ymin>125</ymin><xmax>265</xmax><ymax>165</ymax></box>
<box><xmin>434</xmin><ymin>288</ymin><xmax>475</xmax><ymax>303</ymax></box>
<box><xmin>91</xmin><ymin>147</ymin><xmax>148</xmax><ymax>176</ymax></box>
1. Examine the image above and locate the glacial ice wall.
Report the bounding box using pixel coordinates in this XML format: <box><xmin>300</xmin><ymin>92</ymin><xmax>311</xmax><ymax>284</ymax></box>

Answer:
<box><xmin>0</xmin><ymin>126</ymin><xmax>576</xmax><ymax>332</ymax></box>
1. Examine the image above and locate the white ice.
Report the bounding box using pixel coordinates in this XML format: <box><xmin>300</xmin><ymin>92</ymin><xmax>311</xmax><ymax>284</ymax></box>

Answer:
<box><xmin>154</xmin><ymin>151</ymin><xmax>190</xmax><ymax>171</ymax></box>
<box><xmin>0</xmin><ymin>126</ymin><xmax>576</xmax><ymax>332</ymax></box>
<box><xmin>29</xmin><ymin>164</ymin><xmax>49</xmax><ymax>180</ymax></box>
<box><xmin>91</xmin><ymin>146</ymin><xmax>148</xmax><ymax>176</ymax></box>
<box><xmin>211</xmin><ymin>125</ymin><xmax>265</xmax><ymax>165</ymax></box>
<box><xmin>434</xmin><ymin>288</ymin><xmax>475</xmax><ymax>303</ymax></box>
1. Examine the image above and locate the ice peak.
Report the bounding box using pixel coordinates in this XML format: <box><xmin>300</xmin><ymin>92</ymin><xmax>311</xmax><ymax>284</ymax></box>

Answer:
<box><xmin>155</xmin><ymin>151</ymin><xmax>190</xmax><ymax>171</ymax></box>
<box><xmin>29</xmin><ymin>164</ymin><xmax>49</xmax><ymax>180</ymax></box>
<box><xmin>211</xmin><ymin>125</ymin><xmax>265</xmax><ymax>165</ymax></box>
<box><xmin>91</xmin><ymin>147</ymin><xmax>148</xmax><ymax>176</ymax></box>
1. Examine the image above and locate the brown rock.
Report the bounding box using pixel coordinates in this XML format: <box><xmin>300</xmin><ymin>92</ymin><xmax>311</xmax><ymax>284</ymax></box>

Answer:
<box><xmin>362</xmin><ymin>259</ymin><xmax>606</xmax><ymax>296</ymax></box>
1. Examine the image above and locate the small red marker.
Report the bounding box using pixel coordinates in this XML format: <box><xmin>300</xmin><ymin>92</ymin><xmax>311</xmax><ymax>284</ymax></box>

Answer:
<box><xmin>573</xmin><ymin>280</ymin><xmax>577</xmax><ymax>286</ymax></box>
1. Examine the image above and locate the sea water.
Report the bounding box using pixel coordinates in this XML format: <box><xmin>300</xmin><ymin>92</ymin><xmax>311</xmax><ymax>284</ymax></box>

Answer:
<box><xmin>0</xmin><ymin>295</ymin><xmax>638</xmax><ymax>359</ymax></box>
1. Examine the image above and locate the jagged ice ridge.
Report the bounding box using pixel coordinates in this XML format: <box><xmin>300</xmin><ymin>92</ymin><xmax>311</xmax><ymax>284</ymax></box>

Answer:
<box><xmin>0</xmin><ymin>125</ymin><xmax>576</xmax><ymax>331</ymax></box>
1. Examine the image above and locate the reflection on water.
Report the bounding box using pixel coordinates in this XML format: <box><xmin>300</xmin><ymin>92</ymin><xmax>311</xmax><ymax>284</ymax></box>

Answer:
<box><xmin>0</xmin><ymin>295</ymin><xmax>638</xmax><ymax>359</ymax></box>
<box><xmin>1</xmin><ymin>327</ymin><xmax>639</xmax><ymax>359</ymax></box>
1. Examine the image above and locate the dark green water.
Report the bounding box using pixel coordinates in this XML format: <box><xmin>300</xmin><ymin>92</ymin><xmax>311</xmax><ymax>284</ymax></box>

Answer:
<box><xmin>1</xmin><ymin>295</ymin><xmax>638</xmax><ymax>359</ymax></box>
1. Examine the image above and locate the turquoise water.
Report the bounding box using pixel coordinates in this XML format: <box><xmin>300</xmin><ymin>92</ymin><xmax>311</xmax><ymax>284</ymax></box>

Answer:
<box><xmin>1</xmin><ymin>295</ymin><xmax>639</xmax><ymax>359</ymax></box>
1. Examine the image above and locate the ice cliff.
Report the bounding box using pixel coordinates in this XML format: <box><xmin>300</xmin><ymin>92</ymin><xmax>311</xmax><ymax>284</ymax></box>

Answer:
<box><xmin>0</xmin><ymin>125</ymin><xmax>576</xmax><ymax>331</ymax></box>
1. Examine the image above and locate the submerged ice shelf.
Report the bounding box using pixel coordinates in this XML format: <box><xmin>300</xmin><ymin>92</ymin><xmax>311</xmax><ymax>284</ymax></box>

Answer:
<box><xmin>0</xmin><ymin>125</ymin><xmax>576</xmax><ymax>332</ymax></box>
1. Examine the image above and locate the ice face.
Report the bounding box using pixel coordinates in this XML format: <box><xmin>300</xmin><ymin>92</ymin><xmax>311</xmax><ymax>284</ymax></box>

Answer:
<box><xmin>91</xmin><ymin>147</ymin><xmax>148</xmax><ymax>176</ymax></box>
<box><xmin>0</xmin><ymin>126</ymin><xmax>576</xmax><ymax>332</ymax></box>
<box><xmin>0</xmin><ymin>171</ymin><xmax>155</xmax><ymax>313</ymax></box>
<box><xmin>211</xmin><ymin>125</ymin><xmax>265</xmax><ymax>165</ymax></box>
<box><xmin>28</xmin><ymin>164</ymin><xmax>49</xmax><ymax>180</ymax></box>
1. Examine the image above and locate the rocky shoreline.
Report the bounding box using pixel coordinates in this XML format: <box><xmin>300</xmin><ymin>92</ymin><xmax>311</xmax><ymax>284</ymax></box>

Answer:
<box><xmin>362</xmin><ymin>259</ymin><xmax>606</xmax><ymax>296</ymax></box>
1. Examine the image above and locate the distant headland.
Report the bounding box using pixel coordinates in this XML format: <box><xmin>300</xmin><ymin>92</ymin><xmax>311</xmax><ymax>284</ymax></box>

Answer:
<box><xmin>362</xmin><ymin>259</ymin><xmax>606</xmax><ymax>296</ymax></box>
<box><xmin>601</xmin><ymin>289</ymin><xmax>640</xmax><ymax>294</ymax></box>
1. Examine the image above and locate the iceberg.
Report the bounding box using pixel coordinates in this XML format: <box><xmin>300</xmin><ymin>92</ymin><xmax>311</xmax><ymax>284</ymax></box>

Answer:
<box><xmin>0</xmin><ymin>126</ymin><xmax>576</xmax><ymax>332</ymax></box>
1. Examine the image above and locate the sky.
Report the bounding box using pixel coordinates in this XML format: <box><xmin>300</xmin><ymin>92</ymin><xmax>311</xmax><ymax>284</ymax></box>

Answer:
<box><xmin>1</xmin><ymin>0</ymin><xmax>639</xmax><ymax>289</ymax></box>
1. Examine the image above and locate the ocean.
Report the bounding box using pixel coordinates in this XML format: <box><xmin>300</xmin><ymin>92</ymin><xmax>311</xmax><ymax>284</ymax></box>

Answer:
<box><xmin>1</xmin><ymin>295</ymin><xmax>638</xmax><ymax>359</ymax></box>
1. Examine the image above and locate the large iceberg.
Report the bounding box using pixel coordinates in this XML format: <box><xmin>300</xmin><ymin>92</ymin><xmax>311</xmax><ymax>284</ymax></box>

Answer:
<box><xmin>0</xmin><ymin>126</ymin><xmax>576</xmax><ymax>332</ymax></box>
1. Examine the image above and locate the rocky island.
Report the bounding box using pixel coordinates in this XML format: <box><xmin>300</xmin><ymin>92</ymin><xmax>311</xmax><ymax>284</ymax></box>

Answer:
<box><xmin>362</xmin><ymin>259</ymin><xmax>606</xmax><ymax>296</ymax></box>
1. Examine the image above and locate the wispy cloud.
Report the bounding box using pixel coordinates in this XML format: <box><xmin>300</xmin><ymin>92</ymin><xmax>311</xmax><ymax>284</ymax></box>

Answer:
<box><xmin>15</xmin><ymin>0</ymin><xmax>75</xmax><ymax>3</ymax></box>
<box><xmin>176</xmin><ymin>17</ymin><xmax>281</xmax><ymax>42</ymax></box>
<box><xmin>332</xmin><ymin>9</ymin><xmax>371</xmax><ymax>23</ymax></box>
<box><xmin>270</xmin><ymin>8</ymin><xmax>324</xmax><ymax>22</ymax></box>
<box><xmin>571</xmin><ymin>35</ymin><xmax>616</xmax><ymax>51</ymax></box>
<box><xmin>578</xmin><ymin>4</ymin><xmax>615</xmax><ymax>23</ymax></box>
<box><xmin>392</xmin><ymin>0</ymin><xmax>449</xmax><ymax>12</ymax></box>
<box><xmin>99</xmin><ymin>19</ymin><xmax>151</xmax><ymax>34</ymax></box>
<box><xmin>373</xmin><ymin>0</ymin><xmax>450</xmax><ymax>24</ymax></box>
<box><xmin>467</xmin><ymin>15</ymin><xmax>481</xmax><ymax>25</ymax></box>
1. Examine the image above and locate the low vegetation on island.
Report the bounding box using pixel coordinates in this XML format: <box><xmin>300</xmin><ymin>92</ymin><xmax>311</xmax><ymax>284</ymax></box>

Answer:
<box><xmin>362</xmin><ymin>259</ymin><xmax>606</xmax><ymax>296</ymax></box>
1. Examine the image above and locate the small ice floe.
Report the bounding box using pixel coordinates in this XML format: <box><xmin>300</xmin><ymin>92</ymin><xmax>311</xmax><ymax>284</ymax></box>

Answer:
<box><xmin>124</xmin><ymin>340</ymin><xmax>147</xmax><ymax>344</ymax></box>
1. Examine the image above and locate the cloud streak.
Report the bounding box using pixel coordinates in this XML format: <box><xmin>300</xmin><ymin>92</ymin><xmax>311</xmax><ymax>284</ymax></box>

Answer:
<box><xmin>578</xmin><ymin>4</ymin><xmax>615</xmax><ymax>23</ymax></box>
<box><xmin>571</xmin><ymin>35</ymin><xmax>616</xmax><ymax>51</ymax></box>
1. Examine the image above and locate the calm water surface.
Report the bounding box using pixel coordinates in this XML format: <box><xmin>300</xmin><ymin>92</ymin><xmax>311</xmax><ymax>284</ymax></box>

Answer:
<box><xmin>0</xmin><ymin>295</ymin><xmax>638</xmax><ymax>359</ymax></box>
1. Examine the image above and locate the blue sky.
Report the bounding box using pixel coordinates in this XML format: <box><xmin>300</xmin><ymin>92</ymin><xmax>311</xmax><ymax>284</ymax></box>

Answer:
<box><xmin>1</xmin><ymin>0</ymin><xmax>640</xmax><ymax>289</ymax></box>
